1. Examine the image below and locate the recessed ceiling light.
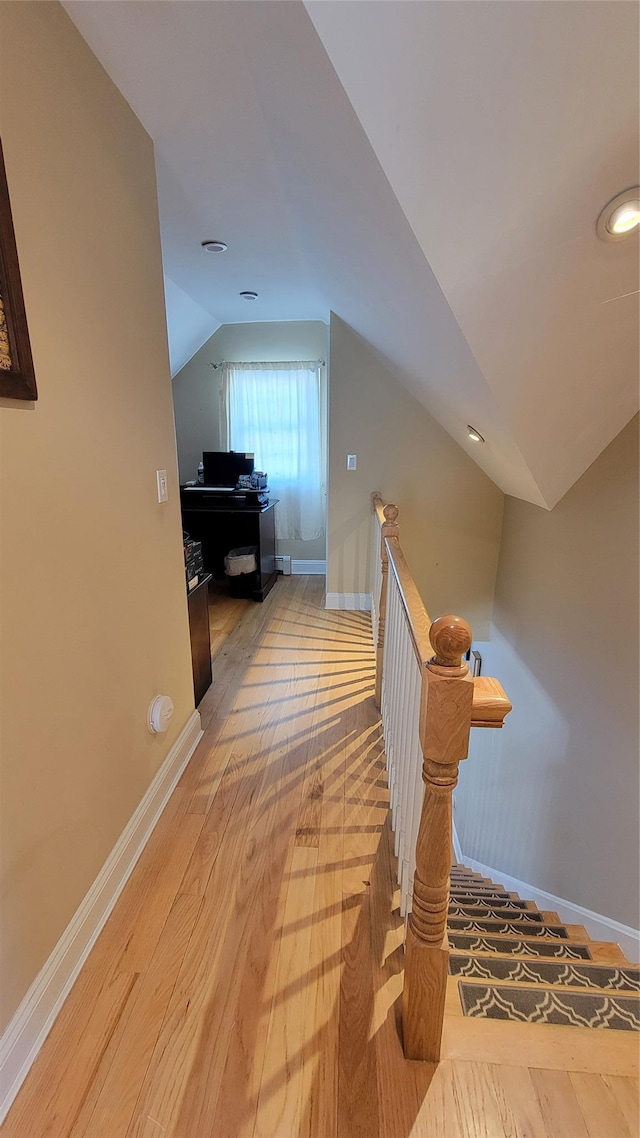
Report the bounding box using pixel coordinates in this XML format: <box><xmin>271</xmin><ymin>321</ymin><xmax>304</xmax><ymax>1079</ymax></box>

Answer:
<box><xmin>467</xmin><ymin>425</ymin><xmax>484</xmax><ymax>443</ymax></box>
<box><xmin>201</xmin><ymin>239</ymin><xmax>228</xmax><ymax>252</ymax></box>
<box><xmin>596</xmin><ymin>188</ymin><xmax>640</xmax><ymax>241</ymax></box>
<box><xmin>240</xmin><ymin>291</ymin><xmax>258</xmax><ymax>300</ymax></box>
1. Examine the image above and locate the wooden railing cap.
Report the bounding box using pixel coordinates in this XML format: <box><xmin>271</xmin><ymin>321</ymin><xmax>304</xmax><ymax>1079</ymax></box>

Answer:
<box><xmin>383</xmin><ymin>503</ymin><xmax>399</xmax><ymax>524</ymax></box>
<box><xmin>471</xmin><ymin>675</ymin><xmax>512</xmax><ymax>728</ymax></box>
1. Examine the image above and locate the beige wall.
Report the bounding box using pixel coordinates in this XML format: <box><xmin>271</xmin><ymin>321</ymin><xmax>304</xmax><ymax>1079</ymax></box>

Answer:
<box><xmin>457</xmin><ymin>416</ymin><xmax>639</xmax><ymax>929</ymax></box>
<box><xmin>328</xmin><ymin>315</ymin><xmax>504</xmax><ymax>636</ymax></box>
<box><xmin>0</xmin><ymin>2</ymin><xmax>194</xmax><ymax>1030</ymax></box>
<box><xmin>173</xmin><ymin>320</ymin><xmax>328</xmax><ymax>561</ymax></box>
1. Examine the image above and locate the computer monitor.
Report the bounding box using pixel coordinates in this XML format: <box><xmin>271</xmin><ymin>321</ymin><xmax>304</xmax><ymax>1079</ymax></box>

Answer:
<box><xmin>202</xmin><ymin>451</ymin><xmax>254</xmax><ymax>487</ymax></box>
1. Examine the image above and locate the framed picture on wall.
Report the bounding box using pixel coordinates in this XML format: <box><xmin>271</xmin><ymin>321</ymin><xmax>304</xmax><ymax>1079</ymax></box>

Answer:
<box><xmin>0</xmin><ymin>137</ymin><xmax>37</xmax><ymax>401</ymax></box>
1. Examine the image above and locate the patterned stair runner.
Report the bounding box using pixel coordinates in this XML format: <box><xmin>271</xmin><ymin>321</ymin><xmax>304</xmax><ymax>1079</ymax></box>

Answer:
<box><xmin>448</xmin><ymin>903</ymin><xmax>543</xmax><ymax>921</ymax></box>
<box><xmin>448</xmin><ymin>932</ymin><xmax>592</xmax><ymax>960</ymax></box>
<box><xmin>450</xmin><ymin>894</ymin><xmax>527</xmax><ymax>907</ymax></box>
<box><xmin>449</xmin><ymin>955</ymin><xmax>640</xmax><ymax>991</ymax></box>
<box><xmin>447</xmin><ymin>916</ymin><xmax>570</xmax><ymax>938</ymax></box>
<box><xmin>451</xmin><ymin>885</ymin><xmax>515</xmax><ymax>893</ymax></box>
<box><xmin>458</xmin><ymin>984</ymin><xmax>639</xmax><ymax>1031</ymax></box>
<box><xmin>448</xmin><ymin>866</ymin><xmax>639</xmax><ymax>1032</ymax></box>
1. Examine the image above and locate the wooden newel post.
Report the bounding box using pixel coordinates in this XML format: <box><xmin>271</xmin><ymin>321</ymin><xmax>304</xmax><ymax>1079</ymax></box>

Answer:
<box><xmin>402</xmin><ymin>614</ymin><xmax>473</xmax><ymax>1061</ymax></box>
<box><xmin>374</xmin><ymin>503</ymin><xmax>399</xmax><ymax>709</ymax></box>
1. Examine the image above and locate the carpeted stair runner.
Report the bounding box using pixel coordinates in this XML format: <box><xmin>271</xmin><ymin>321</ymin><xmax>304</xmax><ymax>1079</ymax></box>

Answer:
<box><xmin>451</xmin><ymin>884</ymin><xmax>522</xmax><ymax>897</ymax></box>
<box><xmin>458</xmin><ymin>984</ymin><xmax>640</xmax><ymax>1031</ymax></box>
<box><xmin>449</xmin><ymin>954</ymin><xmax>640</xmax><ymax>991</ymax></box>
<box><xmin>448</xmin><ymin>864</ymin><xmax>639</xmax><ymax>1032</ymax></box>
<box><xmin>449</xmin><ymin>903</ymin><xmax>543</xmax><ymax>921</ymax></box>
<box><xmin>447</xmin><ymin>916</ymin><xmax>570</xmax><ymax>938</ymax></box>
<box><xmin>448</xmin><ymin>932</ymin><xmax>593</xmax><ymax>960</ymax></box>
<box><xmin>450</xmin><ymin>893</ymin><xmax>528</xmax><ymax>908</ymax></box>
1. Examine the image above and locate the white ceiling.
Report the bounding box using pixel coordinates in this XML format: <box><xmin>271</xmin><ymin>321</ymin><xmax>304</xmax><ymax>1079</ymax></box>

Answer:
<box><xmin>63</xmin><ymin>0</ymin><xmax>639</xmax><ymax>508</ymax></box>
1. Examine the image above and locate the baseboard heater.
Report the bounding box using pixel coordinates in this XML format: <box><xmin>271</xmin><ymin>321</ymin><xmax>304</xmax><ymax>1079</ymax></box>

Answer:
<box><xmin>275</xmin><ymin>557</ymin><xmax>326</xmax><ymax>576</ymax></box>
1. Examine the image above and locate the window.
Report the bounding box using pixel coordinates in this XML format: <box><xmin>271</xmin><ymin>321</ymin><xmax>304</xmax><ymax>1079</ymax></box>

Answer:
<box><xmin>223</xmin><ymin>361</ymin><xmax>324</xmax><ymax>541</ymax></box>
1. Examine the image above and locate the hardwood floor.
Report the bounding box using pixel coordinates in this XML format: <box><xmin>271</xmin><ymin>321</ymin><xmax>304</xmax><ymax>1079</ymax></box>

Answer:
<box><xmin>2</xmin><ymin>577</ymin><xmax>638</xmax><ymax>1137</ymax></box>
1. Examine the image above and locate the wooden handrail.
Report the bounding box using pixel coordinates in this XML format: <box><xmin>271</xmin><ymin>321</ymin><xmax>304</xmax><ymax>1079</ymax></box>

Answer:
<box><xmin>371</xmin><ymin>491</ymin><xmax>387</xmax><ymax>527</ymax></box>
<box><xmin>371</xmin><ymin>493</ymin><xmax>399</xmax><ymax>709</ymax></box>
<box><xmin>370</xmin><ymin>494</ymin><xmax>512</xmax><ymax>1062</ymax></box>
<box><xmin>377</xmin><ymin>532</ymin><xmax>512</xmax><ymax>727</ymax></box>
<box><xmin>384</xmin><ymin>535</ymin><xmax>432</xmax><ymax>668</ymax></box>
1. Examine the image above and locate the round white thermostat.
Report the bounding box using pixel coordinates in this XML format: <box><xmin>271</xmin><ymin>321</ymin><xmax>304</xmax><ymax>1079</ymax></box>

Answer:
<box><xmin>148</xmin><ymin>694</ymin><xmax>174</xmax><ymax>734</ymax></box>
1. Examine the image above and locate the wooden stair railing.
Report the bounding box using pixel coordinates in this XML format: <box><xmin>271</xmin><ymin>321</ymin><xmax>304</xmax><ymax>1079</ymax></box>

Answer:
<box><xmin>370</xmin><ymin>494</ymin><xmax>512</xmax><ymax>1062</ymax></box>
<box><xmin>371</xmin><ymin>493</ymin><xmax>399</xmax><ymax>709</ymax></box>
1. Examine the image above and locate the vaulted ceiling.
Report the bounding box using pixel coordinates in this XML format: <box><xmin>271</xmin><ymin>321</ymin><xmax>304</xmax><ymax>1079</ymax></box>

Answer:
<box><xmin>63</xmin><ymin>0</ymin><xmax>639</xmax><ymax>508</ymax></box>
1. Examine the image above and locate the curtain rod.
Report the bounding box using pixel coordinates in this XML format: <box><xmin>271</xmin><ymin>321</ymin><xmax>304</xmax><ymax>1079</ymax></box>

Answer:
<box><xmin>209</xmin><ymin>359</ymin><xmax>326</xmax><ymax>370</ymax></box>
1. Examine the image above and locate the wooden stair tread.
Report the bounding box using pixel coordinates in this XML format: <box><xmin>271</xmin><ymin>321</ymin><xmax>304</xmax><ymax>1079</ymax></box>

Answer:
<box><xmin>586</xmin><ymin>942</ymin><xmax>632</xmax><ymax>966</ymax></box>
<box><xmin>449</xmin><ymin>937</ymin><xmax>629</xmax><ymax>966</ymax></box>
<box><xmin>442</xmin><ymin>1011</ymin><xmax>640</xmax><ymax>1074</ymax></box>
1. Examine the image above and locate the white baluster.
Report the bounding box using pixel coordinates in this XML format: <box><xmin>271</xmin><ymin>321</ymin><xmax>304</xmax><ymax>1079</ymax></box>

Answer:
<box><xmin>392</xmin><ymin>585</ymin><xmax>405</xmax><ymax>840</ymax></box>
<box><xmin>395</xmin><ymin>614</ymin><xmax>414</xmax><ymax>868</ymax></box>
<box><xmin>400</xmin><ymin>659</ymin><xmax>421</xmax><ymax>916</ymax></box>
<box><xmin>382</xmin><ymin>576</ymin><xmax>396</xmax><ymax>804</ymax></box>
<box><xmin>387</xmin><ymin>581</ymin><xmax>401</xmax><ymax>825</ymax></box>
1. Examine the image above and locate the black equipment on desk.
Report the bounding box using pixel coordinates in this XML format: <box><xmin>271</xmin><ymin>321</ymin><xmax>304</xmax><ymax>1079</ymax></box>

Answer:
<box><xmin>238</xmin><ymin>471</ymin><xmax>268</xmax><ymax>491</ymax></box>
<box><xmin>203</xmin><ymin>450</ymin><xmax>254</xmax><ymax>487</ymax></box>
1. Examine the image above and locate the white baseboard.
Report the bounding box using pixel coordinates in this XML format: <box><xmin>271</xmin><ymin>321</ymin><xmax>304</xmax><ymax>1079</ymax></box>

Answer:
<box><xmin>0</xmin><ymin>710</ymin><xmax>203</xmax><ymax>1124</ymax></box>
<box><xmin>291</xmin><ymin>559</ymin><xmax>326</xmax><ymax>575</ymax></box>
<box><xmin>325</xmin><ymin>592</ymin><xmax>372</xmax><ymax>611</ymax></box>
<box><xmin>460</xmin><ymin>854</ymin><xmax>640</xmax><ymax>964</ymax></box>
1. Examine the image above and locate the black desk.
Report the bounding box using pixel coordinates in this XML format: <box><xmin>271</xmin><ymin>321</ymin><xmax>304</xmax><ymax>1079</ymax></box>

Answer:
<box><xmin>181</xmin><ymin>489</ymin><xmax>278</xmax><ymax>602</ymax></box>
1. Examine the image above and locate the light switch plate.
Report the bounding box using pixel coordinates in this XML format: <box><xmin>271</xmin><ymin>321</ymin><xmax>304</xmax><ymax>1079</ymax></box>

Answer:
<box><xmin>156</xmin><ymin>469</ymin><xmax>168</xmax><ymax>502</ymax></box>
<box><xmin>347</xmin><ymin>454</ymin><xmax>357</xmax><ymax>471</ymax></box>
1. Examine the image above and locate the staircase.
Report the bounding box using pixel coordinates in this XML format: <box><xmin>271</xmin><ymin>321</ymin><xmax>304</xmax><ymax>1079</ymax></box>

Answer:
<box><xmin>371</xmin><ymin>495</ymin><xmax>638</xmax><ymax>1060</ymax></box>
<box><xmin>448</xmin><ymin>864</ymin><xmax>639</xmax><ymax>1032</ymax></box>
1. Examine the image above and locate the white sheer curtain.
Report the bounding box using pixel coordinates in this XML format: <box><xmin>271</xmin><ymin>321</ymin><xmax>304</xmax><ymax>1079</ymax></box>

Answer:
<box><xmin>222</xmin><ymin>361</ymin><xmax>324</xmax><ymax>542</ymax></box>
